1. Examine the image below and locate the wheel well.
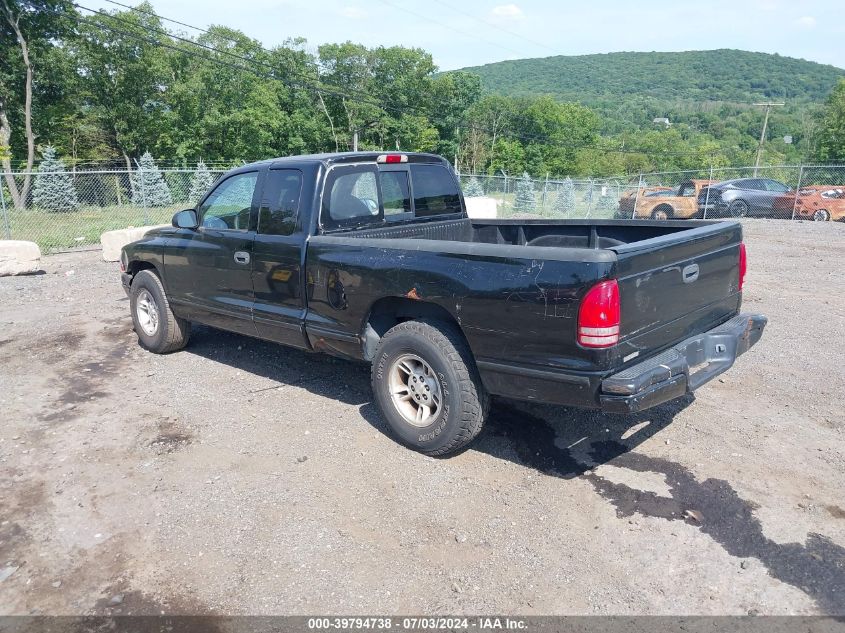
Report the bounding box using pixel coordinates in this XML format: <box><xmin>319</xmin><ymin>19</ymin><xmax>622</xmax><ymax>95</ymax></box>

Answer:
<box><xmin>362</xmin><ymin>296</ymin><xmax>466</xmax><ymax>361</ymax></box>
<box><xmin>127</xmin><ymin>261</ymin><xmax>158</xmax><ymax>281</ymax></box>
<box><xmin>653</xmin><ymin>204</ymin><xmax>674</xmax><ymax>216</ymax></box>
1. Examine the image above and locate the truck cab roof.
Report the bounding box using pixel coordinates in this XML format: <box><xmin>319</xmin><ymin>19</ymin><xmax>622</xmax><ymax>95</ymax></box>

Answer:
<box><xmin>230</xmin><ymin>152</ymin><xmax>450</xmax><ymax>175</ymax></box>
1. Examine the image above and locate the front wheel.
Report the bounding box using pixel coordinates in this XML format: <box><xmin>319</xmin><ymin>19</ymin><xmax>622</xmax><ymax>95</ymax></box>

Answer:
<box><xmin>813</xmin><ymin>209</ymin><xmax>830</xmax><ymax>222</ymax></box>
<box><xmin>130</xmin><ymin>269</ymin><xmax>191</xmax><ymax>353</ymax></box>
<box><xmin>651</xmin><ymin>206</ymin><xmax>673</xmax><ymax>220</ymax></box>
<box><xmin>371</xmin><ymin>319</ymin><xmax>489</xmax><ymax>456</ymax></box>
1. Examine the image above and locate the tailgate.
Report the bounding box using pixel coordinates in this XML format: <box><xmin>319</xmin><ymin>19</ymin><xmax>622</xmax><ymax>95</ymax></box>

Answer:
<box><xmin>611</xmin><ymin>222</ymin><xmax>743</xmax><ymax>360</ymax></box>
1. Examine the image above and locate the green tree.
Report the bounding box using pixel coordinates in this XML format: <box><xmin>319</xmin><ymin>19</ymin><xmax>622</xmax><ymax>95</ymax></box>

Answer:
<box><xmin>76</xmin><ymin>3</ymin><xmax>172</xmax><ymax>171</ymax></box>
<box><xmin>1</xmin><ymin>0</ymin><xmax>75</xmax><ymax>208</ymax></box>
<box><xmin>489</xmin><ymin>137</ymin><xmax>525</xmax><ymax>175</ymax></box>
<box><xmin>32</xmin><ymin>145</ymin><xmax>77</xmax><ymax>212</ymax></box>
<box><xmin>132</xmin><ymin>151</ymin><xmax>172</xmax><ymax>207</ymax></box>
<box><xmin>513</xmin><ymin>172</ymin><xmax>536</xmax><ymax>212</ymax></box>
<box><xmin>553</xmin><ymin>177</ymin><xmax>575</xmax><ymax>216</ymax></box>
<box><xmin>817</xmin><ymin>79</ymin><xmax>845</xmax><ymax>161</ymax></box>
<box><xmin>189</xmin><ymin>160</ymin><xmax>216</xmax><ymax>203</ymax></box>
<box><xmin>463</xmin><ymin>176</ymin><xmax>484</xmax><ymax>197</ymax></box>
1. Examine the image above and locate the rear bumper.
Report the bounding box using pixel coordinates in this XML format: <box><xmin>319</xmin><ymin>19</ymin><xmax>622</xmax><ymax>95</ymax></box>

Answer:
<box><xmin>599</xmin><ymin>313</ymin><xmax>767</xmax><ymax>413</ymax></box>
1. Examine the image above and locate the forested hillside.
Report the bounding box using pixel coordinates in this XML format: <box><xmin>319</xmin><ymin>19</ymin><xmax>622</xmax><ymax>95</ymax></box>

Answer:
<box><xmin>455</xmin><ymin>50</ymin><xmax>845</xmax><ymax>171</ymax></box>
<box><xmin>459</xmin><ymin>50</ymin><xmax>843</xmax><ymax>104</ymax></box>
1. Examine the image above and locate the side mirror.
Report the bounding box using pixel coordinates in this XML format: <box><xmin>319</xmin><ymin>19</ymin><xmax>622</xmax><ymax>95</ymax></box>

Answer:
<box><xmin>172</xmin><ymin>209</ymin><xmax>198</xmax><ymax>229</ymax></box>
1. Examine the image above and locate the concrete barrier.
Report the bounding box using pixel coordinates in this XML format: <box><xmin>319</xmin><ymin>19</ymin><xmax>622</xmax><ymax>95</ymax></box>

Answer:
<box><xmin>464</xmin><ymin>196</ymin><xmax>498</xmax><ymax>220</ymax></box>
<box><xmin>0</xmin><ymin>240</ymin><xmax>42</xmax><ymax>276</ymax></box>
<box><xmin>101</xmin><ymin>224</ymin><xmax>169</xmax><ymax>262</ymax></box>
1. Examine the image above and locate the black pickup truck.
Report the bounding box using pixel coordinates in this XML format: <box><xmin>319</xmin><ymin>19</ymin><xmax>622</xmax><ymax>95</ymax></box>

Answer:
<box><xmin>120</xmin><ymin>152</ymin><xmax>766</xmax><ymax>455</ymax></box>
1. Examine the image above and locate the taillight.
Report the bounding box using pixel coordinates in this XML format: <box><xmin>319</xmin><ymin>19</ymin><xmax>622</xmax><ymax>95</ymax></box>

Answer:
<box><xmin>738</xmin><ymin>243</ymin><xmax>747</xmax><ymax>291</ymax></box>
<box><xmin>578</xmin><ymin>280</ymin><xmax>620</xmax><ymax>348</ymax></box>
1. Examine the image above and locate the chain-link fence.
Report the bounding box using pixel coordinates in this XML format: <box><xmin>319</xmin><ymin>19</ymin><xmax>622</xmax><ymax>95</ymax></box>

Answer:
<box><xmin>3</xmin><ymin>163</ymin><xmax>845</xmax><ymax>254</ymax></box>
<box><xmin>458</xmin><ymin>173</ymin><xmax>627</xmax><ymax>219</ymax></box>
<box><xmin>1</xmin><ymin>168</ymin><xmax>225</xmax><ymax>253</ymax></box>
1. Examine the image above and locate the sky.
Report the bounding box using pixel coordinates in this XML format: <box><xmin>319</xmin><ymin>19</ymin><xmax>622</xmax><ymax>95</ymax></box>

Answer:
<box><xmin>79</xmin><ymin>0</ymin><xmax>845</xmax><ymax>71</ymax></box>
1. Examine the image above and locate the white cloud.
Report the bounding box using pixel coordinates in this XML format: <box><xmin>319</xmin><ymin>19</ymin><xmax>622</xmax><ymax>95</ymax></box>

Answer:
<box><xmin>795</xmin><ymin>15</ymin><xmax>817</xmax><ymax>28</ymax></box>
<box><xmin>490</xmin><ymin>3</ymin><xmax>524</xmax><ymax>20</ymax></box>
<box><xmin>340</xmin><ymin>6</ymin><xmax>366</xmax><ymax>19</ymax></box>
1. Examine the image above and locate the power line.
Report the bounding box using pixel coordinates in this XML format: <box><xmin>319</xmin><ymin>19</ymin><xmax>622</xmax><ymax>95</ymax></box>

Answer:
<box><xmin>428</xmin><ymin>0</ymin><xmax>558</xmax><ymax>55</ymax></box>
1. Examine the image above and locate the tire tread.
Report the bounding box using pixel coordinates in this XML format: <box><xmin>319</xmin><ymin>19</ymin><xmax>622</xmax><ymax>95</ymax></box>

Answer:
<box><xmin>372</xmin><ymin>319</ymin><xmax>488</xmax><ymax>456</ymax></box>
<box><xmin>132</xmin><ymin>270</ymin><xmax>190</xmax><ymax>353</ymax></box>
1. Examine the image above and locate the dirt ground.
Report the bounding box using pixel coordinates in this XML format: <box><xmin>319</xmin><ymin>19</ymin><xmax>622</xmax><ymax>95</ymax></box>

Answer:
<box><xmin>1</xmin><ymin>219</ymin><xmax>843</xmax><ymax>616</ymax></box>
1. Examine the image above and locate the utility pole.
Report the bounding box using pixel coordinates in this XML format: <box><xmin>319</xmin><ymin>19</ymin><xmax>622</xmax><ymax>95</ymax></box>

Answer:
<box><xmin>753</xmin><ymin>102</ymin><xmax>784</xmax><ymax>176</ymax></box>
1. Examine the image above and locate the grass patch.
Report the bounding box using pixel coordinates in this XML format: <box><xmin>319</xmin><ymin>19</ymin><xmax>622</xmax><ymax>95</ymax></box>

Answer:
<box><xmin>5</xmin><ymin>204</ymin><xmax>185</xmax><ymax>252</ymax></box>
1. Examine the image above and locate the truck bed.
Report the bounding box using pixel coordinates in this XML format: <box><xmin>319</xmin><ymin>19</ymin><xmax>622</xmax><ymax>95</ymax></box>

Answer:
<box><xmin>309</xmin><ymin>217</ymin><xmax>743</xmax><ymax>407</ymax></box>
<box><xmin>350</xmin><ymin>216</ymin><xmax>709</xmax><ymax>249</ymax></box>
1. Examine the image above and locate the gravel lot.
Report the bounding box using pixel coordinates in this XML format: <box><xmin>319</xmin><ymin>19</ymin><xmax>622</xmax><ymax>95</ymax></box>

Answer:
<box><xmin>1</xmin><ymin>219</ymin><xmax>843</xmax><ymax>616</ymax></box>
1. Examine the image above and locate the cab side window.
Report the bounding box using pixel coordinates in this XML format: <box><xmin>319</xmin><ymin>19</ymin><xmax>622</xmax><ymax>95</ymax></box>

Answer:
<box><xmin>259</xmin><ymin>169</ymin><xmax>302</xmax><ymax>236</ymax></box>
<box><xmin>199</xmin><ymin>172</ymin><xmax>258</xmax><ymax>231</ymax></box>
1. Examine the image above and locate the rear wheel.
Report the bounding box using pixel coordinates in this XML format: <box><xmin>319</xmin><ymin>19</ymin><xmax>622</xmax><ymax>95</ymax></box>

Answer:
<box><xmin>729</xmin><ymin>200</ymin><xmax>749</xmax><ymax>217</ymax></box>
<box><xmin>813</xmin><ymin>209</ymin><xmax>830</xmax><ymax>222</ymax></box>
<box><xmin>371</xmin><ymin>319</ymin><xmax>488</xmax><ymax>456</ymax></box>
<box><xmin>130</xmin><ymin>269</ymin><xmax>191</xmax><ymax>353</ymax></box>
<box><xmin>651</xmin><ymin>205</ymin><xmax>673</xmax><ymax>220</ymax></box>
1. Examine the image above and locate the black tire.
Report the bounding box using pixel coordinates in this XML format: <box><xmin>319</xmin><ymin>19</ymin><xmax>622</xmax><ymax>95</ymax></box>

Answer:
<box><xmin>813</xmin><ymin>209</ymin><xmax>830</xmax><ymax>222</ymax></box>
<box><xmin>729</xmin><ymin>200</ymin><xmax>749</xmax><ymax>217</ymax></box>
<box><xmin>129</xmin><ymin>269</ymin><xmax>191</xmax><ymax>353</ymax></box>
<box><xmin>371</xmin><ymin>319</ymin><xmax>489</xmax><ymax>456</ymax></box>
<box><xmin>651</xmin><ymin>205</ymin><xmax>673</xmax><ymax>220</ymax></box>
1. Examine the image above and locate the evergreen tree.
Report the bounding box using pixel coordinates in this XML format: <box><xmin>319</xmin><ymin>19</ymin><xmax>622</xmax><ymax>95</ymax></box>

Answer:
<box><xmin>553</xmin><ymin>177</ymin><xmax>576</xmax><ymax>216</ymax></box>
<box><xmin>132</xmin><ymin>152</ymin><xmax>172</xmax><ymax>207</ymax></box>
<box><xmin>513</xmin><ymin>172</ymin><xmax>536</xmax><ymax>212</ymax></box>
<box><xmin>463</xmin><ymin>176</ymin><xmax>484</xmax><ymax>197</ymax></box>
<box><xmin>32</xmin><ymin>146</ymin><xmax>79</xmax><ymax>213</ymax></box>
<box><xmin>189</xmin><ymin>160</ymin><xmax>216</xmax><ymax>203</ymax></box>
<box><xmin>598</xmin><ymin>185</ymin><xmax>618</xmax><ymax>213</ymax></box>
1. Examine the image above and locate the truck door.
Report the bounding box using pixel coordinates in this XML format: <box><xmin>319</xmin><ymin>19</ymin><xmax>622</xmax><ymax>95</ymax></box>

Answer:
<box><xmin>164</xmin><ymin>170</ymin><xmax>260</xmax><ymax>336</ymax></box>
<box><xmin>250</xmin><ymin>168</ymin><xmax>310</xmax><ymax>349</ymax></box>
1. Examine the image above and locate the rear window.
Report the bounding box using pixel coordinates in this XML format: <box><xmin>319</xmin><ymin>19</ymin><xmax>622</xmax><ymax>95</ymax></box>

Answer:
<box><xmin>380</xmin><ymin>171</ymin><xmax>411</xmax><ymax>217</ymax></box>
<box><xmin>410</xmin><ymin>164</ymin><xmax>462</xmax><ymax>217</ymax></box>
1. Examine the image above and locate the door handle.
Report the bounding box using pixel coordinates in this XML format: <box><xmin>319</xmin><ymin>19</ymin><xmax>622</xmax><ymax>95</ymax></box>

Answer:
<box><xmin>234</xmin><ymin>251</ymin><xmax>250</xmax><ymax>265</ymax></box>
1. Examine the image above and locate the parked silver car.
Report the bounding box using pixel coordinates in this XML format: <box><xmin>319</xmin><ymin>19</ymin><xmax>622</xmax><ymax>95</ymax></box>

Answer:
<box><xmin>698</xmin><ymin>178</ymin><xmax>791</xmax><ymax>217</ymax></box>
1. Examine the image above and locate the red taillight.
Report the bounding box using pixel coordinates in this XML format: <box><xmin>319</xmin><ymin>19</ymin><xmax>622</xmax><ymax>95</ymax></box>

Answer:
<box><xmin>578</xmin><ymin>279</ymin><xmax>620</xmax><ymax>348</ymax></box>
<box><xmin>738</xmin><ymin>243</ymin><xmax>747</xmax><ymax>291</ymax></box>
